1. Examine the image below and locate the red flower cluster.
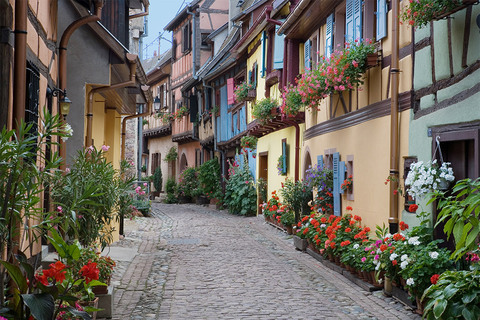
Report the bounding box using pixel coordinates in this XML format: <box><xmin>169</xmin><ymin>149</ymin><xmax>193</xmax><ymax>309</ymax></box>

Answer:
<box><xmin>340</xmin><ymin>240</ymin><xmax>351</xmax><ymax>247</ymax></box>
<box><xmin>36</xmin><ymin>261</ymin><xmax>67</xmax><ymax>286</ymax></box>
<box><xmin>399</xmin><ymin>221</ymin><xmax>409</xmax><ymax>231</ymax></box>
<box><xmin>408</xmin><ymin>204</ymin><xmax>418</xmax><ymax>213</ymax></box>
<box><xmin>430</xmin><ymin>274</ymin><xmax>440</xmax><ymax>285</ymax></box>
<box><xmin>79</xmin><ymin>261</ymin><xmax>100</xmax><ymax>284</ymax></box>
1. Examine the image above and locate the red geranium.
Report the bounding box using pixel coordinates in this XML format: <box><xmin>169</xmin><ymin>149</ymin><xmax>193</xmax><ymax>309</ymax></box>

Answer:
<box><xmin>430</xmin><ymin>274</ymin><xmax>440</xmax><ymax>285</ymax></box>
<box><xmin>409</xmin><ymin>204</ymin><xmax>418</xmax><ymax>213</ymax></box>
<box><xmin>79</xmin><ymin>261</ymin><xmax>100</xmax><ymax>284</ymax></box>
<box><xmin>399</xmin><ymin>221</ymin><xmax>409</xmax><ymax>231</ymax></box>
<box><xmin>392</xmin><ymin>260</ymin><xmax>398</xmax><ymax>266</ymax></box>
<box><xmin>346</xmin><ymin>206</ymin><xmax>353</xmax><ymax>211</ymax></box>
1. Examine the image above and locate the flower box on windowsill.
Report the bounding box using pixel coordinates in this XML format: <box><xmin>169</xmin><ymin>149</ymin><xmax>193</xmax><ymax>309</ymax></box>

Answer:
<box><xmin>433</xmin><ymin>0</ymin><xmax>477</xmax><ymax>21</ymax></box>
<box><xmin>243</xmin><ymin>89</ymin><xmax>256</xmax><ymax>101</ymax></box>
<box><xmin>366</xmin><ymin>53</ymin><xmax>379</xmax><ymax>68</ymax></box>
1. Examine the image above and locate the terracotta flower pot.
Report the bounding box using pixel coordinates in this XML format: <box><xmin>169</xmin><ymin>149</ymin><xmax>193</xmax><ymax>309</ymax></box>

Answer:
<box><xmin>286</xmin><ymin>225</ymin><xmax>293</xmax><ymax>235</ymax></box>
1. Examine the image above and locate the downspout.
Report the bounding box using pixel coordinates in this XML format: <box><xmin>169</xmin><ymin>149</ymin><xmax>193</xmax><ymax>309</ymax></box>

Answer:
<box><xmin>265</xmin><ymin>6</ymin><xmax>282</xmax><ymax>26</ymax></box>
<box><xmin>285</xmin><ymin>120</ymin><xmax>300</xmax><ymax>181</ymax></box>
<box><xmin>186</xmin><ymin>7</ymin><xmax>197</xmax><ymax>78</ymax></box>
<box><xmin>389</xmin><ymin>0</ymin><xmax>400</xmax><ymax>234</ymax></box>
<box><xmin>121</xmin><ymin>86</ymin><xmax>151</xmax><ymax>161</ymax></box>
<box><xmin>86</xmin><ymin>53</ymin><xmax>137</xmax><ymax>146</ymax></box>
<box><xmin>58</xmin><ymin>0</ymin><xmax>103</xmax><ymax>169</ymax></box>
<box><xmin>12</xmin><ymin>0</ymin><xmax>27</xmax><ymax>130</ymax></box>
<box><xmin>128</xmin><ymin>3</ymin><xmax>149</xmax><ymax>19</ymax></box>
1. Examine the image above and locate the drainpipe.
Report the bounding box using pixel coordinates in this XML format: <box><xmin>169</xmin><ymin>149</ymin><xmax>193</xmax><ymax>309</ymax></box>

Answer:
<box><xmin>265</xmin><ymin>6</ymin><xmax>282</xmax><ymax>26</ymax></box>
<box><xmin>128</xmin><ymin>3</ymin><xmax>149</xmax><ymax>19</ymax></box>
<box><xmin>12</xmin><ymin>0</ymin><xmax>27</xmax><ymax>131</ymax></box>
<box><xmin>58</xmin><ymin>0</ymin><xmax>103</xmax><ymax>169</ymax></box>
<box><xmin>285</xmin><ymin>120</ymin><xmax>300</xmax><ymax>181</ymax></box>
<box><xmin>121</xmin><ymin>86</ymin><xmax>151</xmax><ymax>161</ymax></box>
<box><xmin>389</xmin><ymin>0</ymin><xmax>400</xmax><ymax>234</ymax></box>
<box><xmin>186</xmin><ymin>7</ymin><xmax>197</xmax><ymax>79</ymax></box>
<box><xmin>86</xmin><ymin>54</ymin><xmax>137</xmax><ymax>146</ymax></box>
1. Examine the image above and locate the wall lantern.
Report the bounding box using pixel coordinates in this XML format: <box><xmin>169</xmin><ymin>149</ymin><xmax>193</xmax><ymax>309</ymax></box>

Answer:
<box><xmin>47</xmin><ymin>87</ymin><xmax>72</xmax><ymax>118</ymax></box>
<box><xmin>153</xmin><ymin>96</ymin><xmax>161</xmax><ymax>112</ymax></box>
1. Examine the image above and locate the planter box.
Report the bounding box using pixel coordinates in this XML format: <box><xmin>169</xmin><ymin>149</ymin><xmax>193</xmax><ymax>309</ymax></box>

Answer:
<box><xmin>243</xmin><ymin>90</ymin><xmax>256</xmax><ymax>101</ymax></box>
<box><xmin>433</xmin><ymin>0</ymin><xmax>477</xmax><ymax>20</ymax></box>
<box><xmin>293</xmin><ymin>235</ymin><xmax>307</xmax><ymax>251</ymax></box>
<box><xmin>366</xmin><ymin>53</ymin><xmax>379</xmax><ymax>68</ymax></box>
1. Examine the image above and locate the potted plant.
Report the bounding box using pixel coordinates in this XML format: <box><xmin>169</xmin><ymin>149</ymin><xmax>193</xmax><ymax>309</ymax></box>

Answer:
<box><xmin>280</xmin><ymin>179</ymin><xmax>312</xmax><ymax>224</ymax></box>
<box><xmin>400</xmin><ymin>0</ymin><xmax>477</xmax><ymax>28</ymax></box>
<box><xmin>405</xmin><ymin>160</ymin><xmax>455</xmax><ymax>199</ymax></box>
<box><xmin>251</xmin><ymin>97</ymin><xmax>279</xmax><ymax>124</ymax></box>
<box><xmin>240</xmin><ymin>135</ymin><xmax>258</xmax><ymax>151</ymax></box>
<box><xmin>281</xmin><ymin>84</ymin><xmax>303</xmax><ymax>117</ymax></box>
<box><xmin>234</xmin><ymin>81</ymin><xmax>255</xmax><ymax>102</ymax></box>
<box><xmin>305</xmin><ymin>164</ymin><xmax>334</xmax><ymax>214</ymax></box>
<box><xmin>164</xmin><ymin>146</ymin><xmax>178</xmax><ymax>163</ymax></box>
<box><xmin>280</xmin><ymin>211</ymin><xmax>295</xmax><ymax>234</ymax></box>
<box><xmin>341</xmin><ymin>175</ymin><xmax>353</xmax><ymax>193</ymax></box>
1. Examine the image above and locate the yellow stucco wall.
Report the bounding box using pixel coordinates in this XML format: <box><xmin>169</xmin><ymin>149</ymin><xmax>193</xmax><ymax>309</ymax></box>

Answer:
<box><xmin>303</xmin><ymin>109</ymin><xmax>410</xmax><ymax>229</ymax></box>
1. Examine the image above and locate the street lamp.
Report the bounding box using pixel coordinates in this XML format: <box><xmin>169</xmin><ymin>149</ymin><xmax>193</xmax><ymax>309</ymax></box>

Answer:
<box><xmin>153</xmin><ymin>96</ymin><xmax>161</xmax><ymax>112</ymax></box>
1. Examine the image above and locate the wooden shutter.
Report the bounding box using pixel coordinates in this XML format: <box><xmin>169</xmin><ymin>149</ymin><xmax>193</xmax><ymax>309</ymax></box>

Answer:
<box><xmin>304</xmin><ymin>39</ymin><xmax>311</xmax><ymax>70</ymax></box>
<box><xmin>345</xmin><ymin>0</ymin><xmax>354</xmax><ymax>42</ymax></box>
<box><xmin>339</xmin><ymin>161</ymin><xmax>346</xmax><ymax>194</ymax></box>
<box><xmin>227</xmin><ymin>78</ymin><xmax>235</xmax><ymax>105</ymax></box>
<box><xmin>353</xmin><ymin>0</ymin><xmax>363</xmax><ymax>41</ymax></box>
<box><xmin>333</xmin><ymin>152</ymin><xmax>341</xmax><ymax>216</ymax></box>
<box><xmin>189</xmin><ymin>95</ymin><xmax>198</xmax><ymax>122</ymax></box>
<box><xmin>376</xmin><ymin>0</ymin><xmax>387</xmax><ymax>41</ymax></box>
<box><xmin>325</xmin><ymin>14</ymin><xmax>334</xmax><ymax>58</ymax></box>
<box><xmin>317</xmin><ymin>155</ymin><xmax>324</xmax><ymax>170</ymax></box>
<box><xmin>273</xmin><ymin>25</ymin><xmax>285</xmax><ymax>70</ymax></box>
<box><xmin>261</xmin><ymin>31</ymin><xmax>267</xmax><ymax>77</ymax></box>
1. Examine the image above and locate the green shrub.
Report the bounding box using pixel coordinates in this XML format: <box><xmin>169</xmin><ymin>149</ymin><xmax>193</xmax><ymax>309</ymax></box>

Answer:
<box><xmin>153</xmin><ymin>166</ymin><xmax>163</xmax><ymax>193</ymax></box>
<box><xmin>175</xmin><ymin>167</ymin><xmax>198</xmax><ymax>199</ymax></box>
<box><xmin>198</xmin><ymin>159</ymin><xmax>222</xmax><ymax>200</ymax></box>
<box><xmin>164</xmin><ymin>178</ymin><xmax>177</xmax><ymax>203</ymax></box>
<box><xmin>224</xmin><ymin>157</ymin><xmax>257</xmax><ymax>216</ymax></box>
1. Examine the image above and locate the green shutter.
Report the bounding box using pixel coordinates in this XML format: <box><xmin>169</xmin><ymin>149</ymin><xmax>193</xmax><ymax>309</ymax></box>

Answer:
<box><xmin>333</xmin><ymin>152</ymin><xmax>341</xmax><ymax>216</ymax></box>
<box><xmin>261</xmin><ymin>31</ymin><xmax>267</xmax><ymax>77</ymax></box>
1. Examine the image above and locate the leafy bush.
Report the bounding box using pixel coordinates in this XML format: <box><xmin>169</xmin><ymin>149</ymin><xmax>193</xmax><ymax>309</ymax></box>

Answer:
<box><xmin>164</xmin><ymin>146</ymin><xmax>178</xmax><ymax>162</ymax></box>
<box><xmin>153</xmin><ymin>166</ymin><xmax>163</xmax><ymax>193</ymax></box>
<box><xmin>164</xmin><ymin>178</ymin><xmax>177</xmax><ymax>204</ymax></box>
<box><xmin>280</xmin><ymin>179</ymin><xmax>312</xmax><ymax>223</ymax></box>
<box><xmin>251</xmin><ymin>98</ymin><xmax>278</xmax><ymax>124</ymax></box>
<box><xmin>175</xmin><ymin>167</ymin><xmax>198</xmax><ymax>199</ymax></box>
<box><xmin>224</xmin><ymin>157</ymin><xmax>257</xmax><ymax>216</ymax></box>
<box><xmin>198</xmin><ymin>159</ymin><xmax>222</xmax><ymax>200</ymax></box>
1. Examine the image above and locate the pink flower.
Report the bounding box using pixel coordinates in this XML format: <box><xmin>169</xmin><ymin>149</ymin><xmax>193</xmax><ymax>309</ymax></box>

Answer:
<box><xmin>361</xmin><ymin>257</ymin><xmax>366</xmax><ymax>262</ymax></box>
<box><xmin>143</xmin><ymin>183</ymin><xmax>148</xmax><ymax>187</ymax></box>
<box><xmin>57</xmin><ymin>206</ymin><xmax>63</xmax><ymax>213</ymax></box>
<box><xmin>352</xmin><ymin>60</ymin><xmax>358</xmax><ymax>67</ymax></box>
<box><xmin>101</xmin><ymin>145</ymin><xmax>110</xmax><ymax>152</ymax></box>
<box><xmin>87</xmin><ymin>145</ymin><xmax>94</xmax><ymax>154</ymax></box>
<box><xmin>65</xmin><ymin>167</ymin><xmax>71</xmax><ymax>173</ymax></box>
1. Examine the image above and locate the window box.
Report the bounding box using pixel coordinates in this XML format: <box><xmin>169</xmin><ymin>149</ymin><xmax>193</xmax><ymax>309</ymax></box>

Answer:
<box><xmin>366</xmin><ymin>53</ymin><xmax>379</xmax><ymax>68</ymax></box>
<box><xmin>244</xmin><ymin>89</ymin><xmax>256</xmax><ymax>101</ymax></box>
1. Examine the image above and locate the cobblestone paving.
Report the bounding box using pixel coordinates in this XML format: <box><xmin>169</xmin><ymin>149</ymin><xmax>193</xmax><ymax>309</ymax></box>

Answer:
<box><xmin>106</xmin><ymin>203</ymin><xmax>421</xmax><ymax>320</ymax></box>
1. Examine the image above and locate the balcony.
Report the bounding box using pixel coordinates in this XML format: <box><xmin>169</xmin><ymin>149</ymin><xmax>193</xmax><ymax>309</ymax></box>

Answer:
<box><xmin>248</xmin><ymin>112</ymin><xmax>305</xmax><ymax>137</ymax></box>
<box><xmin>143</xmin><ymin>114</ymin><xmax>172</xmax><ymax>138</ymax></box>
<box><xmin>172</xmin><ymin>115</ymin><xmax>198</xmax><ymax>144</ymax></box>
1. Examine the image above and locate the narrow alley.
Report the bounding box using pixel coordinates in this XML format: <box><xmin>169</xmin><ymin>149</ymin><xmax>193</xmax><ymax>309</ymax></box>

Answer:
<box><xmin>107</xmin><ymin>203</ymin><xmax>421</xmax><ymax>320</ymax></box>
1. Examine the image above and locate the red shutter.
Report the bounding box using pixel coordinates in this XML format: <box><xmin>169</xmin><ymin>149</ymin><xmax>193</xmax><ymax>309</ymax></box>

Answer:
<box><xmin>227</xmin><ymin>78</ymin><xmax>235</xmax><ymax>105</ymax></box>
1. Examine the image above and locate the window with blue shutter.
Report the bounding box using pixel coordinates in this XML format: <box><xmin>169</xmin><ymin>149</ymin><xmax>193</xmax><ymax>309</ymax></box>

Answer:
<box><xmin>261</xmin><ymin>31</ymin><xmax>267</xmax><ymax>77</ymax></box>
<box><xmin>333</xmin><ymin>152</ymin><xmax>341</xmax><ymax>216</ymax></box>
<box><xmin>317</xmin><ymin>155</ymin><xmax>324</xmax><ymax>170</ymax></box>
<box><xmin>274</xmin><ymin>25</ymin><xmax>285</xmax><ymax>70</ymax></box>
<box><xmin>339</xmin><ymin>161</ymin><xmax>346</xmax><ymax>194</ymax></box>
<box><xmin>325</xmin><ymin>14</ymin><xmax>334</xmax><ymax>58</ymax></box>
<box><xmin>353</xmin><ymin>0</ymin><xmax>363</xmax><ymax>41</ymax></box>
<box><xmin>304</xmin><ymin>40</ymin><xmax>311</xmax><ymax>70</ymax></box>
<box><xmin>345</xmin><ymin>0</ymin><xmax>354</xmax><ymax>42</ymax></box>
<box><xmin>376</xmin><ymin>0</ymin><xmax>387</xmax><ymax>41</ymax></box>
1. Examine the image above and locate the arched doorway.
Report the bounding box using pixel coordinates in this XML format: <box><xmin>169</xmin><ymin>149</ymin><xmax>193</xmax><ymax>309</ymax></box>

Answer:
<box><xmin>179</xmin><ymin>153</ymin><xmax>188</xmax><ymax>172</ymax></box>
<box><xmin>303</xmin><ymin>150</ymin><xmax>312</xmax><ymax>179</ymax></box>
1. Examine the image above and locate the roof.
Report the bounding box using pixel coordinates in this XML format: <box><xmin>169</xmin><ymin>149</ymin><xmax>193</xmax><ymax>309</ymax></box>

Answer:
<box><xmin>142</xmin><ymin>50</ymin><xmax>172</xmax><ymax>74</ymax></box>
<box><xmin>230</xmin><ymin>0</ymin><xmax>264</xmax><ymax>21</ymax></box>
<box><xmin>206</xmin><ymin>22</ymin><xmax>228</xmax><ymax>42</ymax></box>
<box><xmin>164</xmin><ymin>0</ymin><xmax>202</xmax><ymax>31</ymax></box>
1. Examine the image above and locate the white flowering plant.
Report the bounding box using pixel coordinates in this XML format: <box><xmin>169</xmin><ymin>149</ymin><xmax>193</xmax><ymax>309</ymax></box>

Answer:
<box><xmin>405</xmin><ymin>160</ymin><xmax>454</xmax><ymax>199</ymax></box>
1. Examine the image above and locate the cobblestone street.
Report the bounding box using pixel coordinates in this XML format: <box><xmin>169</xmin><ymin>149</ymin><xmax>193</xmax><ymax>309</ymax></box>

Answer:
<box><xmin>105</xmin><ymin>203</ymin><xmax>421</xmax><ymax>320</ymax></box>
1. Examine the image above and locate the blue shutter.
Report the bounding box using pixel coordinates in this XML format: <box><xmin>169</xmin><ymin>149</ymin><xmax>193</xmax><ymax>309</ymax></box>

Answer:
<box><xmin>216</xmin><ymin>117</ymin><xmax>221</xmax><ymax>142</ymax></box>
<box><xmin>333</xmin><ymin>152</ymin><xmax>341</xmax><ymax>216</ymax></box>
<box><xmin>261</xmin><ymin>31</ymin><xmax>267</xmax><ymax>77</ymax></box>
<box><xmin>249</xmin><ymin>149</ymin><xmax>256</xmax><ymax>181</ymax></box>
<box><xmin>339</xmin><ymin>161</ymin><xmax>346</xmax><ymax>194</ymax></box>
<box><xmin>232</xmin><ymin>113</ymin><xmax>238</xmax><ymax>136</ymax></box>
<box><xmin>304</xmin><ymin>40</ymin><xmax>311</xmax><ymax>70</ymax></box>
<box><xmin>273</xmin><ymin>25</ymin><xmax>285</xmax><ymax>69</ymax></box>
<box><xmin>376</xmin><ymin>0</ymin><xmax>387</xmax><ymax>41</ymax></box>
<box><xmin>325</xmin><ymin>14</ymin><xmax>334</xmax><ymax>58</ymax></box>
<box><xmin>220</xmin><ymin>85</ymin><xmax>228</xmax><ymax>142</ymax></box>
<box><xmin>353</xmin><ymin>0</ymin><xmax>363</xmax><ymax>41</ymax></box>
<box><xmin>317</xmin><ymin>155</ymin><xmax>324</xmax><ymax>170</ymax></box>
<box><xmin>239</xmin><ymin>106</ymin><xmax>246</xmax><ymax>132</ymax></box>
<box><xmin>345</xmin><ymin>0</ymin><xmax>354</xmax><ymax>43</ymax></box>
<box><xmin>248</xmin><ymin>70</ymin><xmax>252</xmax><ymax>85</ymax></box>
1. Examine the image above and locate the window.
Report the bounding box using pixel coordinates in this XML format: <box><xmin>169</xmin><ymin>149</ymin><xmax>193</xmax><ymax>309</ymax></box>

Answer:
<box><xmin>346</xmin><ymin>155</ymin><xmax>354</xmax><ymax>200</ymax></box>
<box><xmin>182</xmin><ymin>22</ymin><xmax>191</xmax><ymax>52</ymax></box>
<box><xmin>249</xmin><ymin>62</ymin><xmax>258</xmax><ymax>86</ymax></box>
<box><xmin>172</xmin><ymin>38</ymin><xmax>177</xmax><ymax>60</ymax></box>
<box><xmin>25</xmin><ymin>63</ymin><xmax>39</xmax><ymax>137</ymax></box>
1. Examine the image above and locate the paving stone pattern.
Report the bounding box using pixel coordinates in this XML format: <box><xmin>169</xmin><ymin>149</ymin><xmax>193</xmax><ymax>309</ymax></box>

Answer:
<box><xmin>105</xmin><ymin>203</ymin><xmax>421</xmax><ymax>320</ymax></box>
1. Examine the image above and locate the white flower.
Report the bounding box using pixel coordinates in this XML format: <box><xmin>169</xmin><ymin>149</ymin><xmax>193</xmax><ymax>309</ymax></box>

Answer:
<box><xmin>353</xmin><ymin>244</ymin><xmax>360</xmax><ymax>249</ymax></box>
<box><xmin>429</xmin><ymin>251</ymin><xmax>439</xmax><ymax>259</ymax></box>
<box><xmin>390</xmin><ymin>253</ymin><xmax>398</xmax><ymax>261</ymax></box>
<box><xmin>408</xmin><ymin>236</ymin><xmax>421</xmax><ymax>246</ymax></box>
<box><xmin>61</xmin><ymin>123</ymin><xmax>73</xmax><ymax>142</ymax></box>
<box><xmin>400</xmin><ymin>254</ymin><xmax>409</xmax><ymax>262</ymax></box>
<box><xmin>320</xmin><ymin>224</ymin><xmax>326</xmax><ymax>228</ymax></box>
<box><xmin>400</xmin><ymin>261</ymin><xmax>409</xmax><ymax>270</ymax></box>
<box><xmin>385</xmin><ymin>233</ymin><xmax>392</xmax><ymax>239</ymax></box>
<box><xmin>406</xmin><ymin>278</ymin><xmax>414</xmax><ymax>286</ymax></box>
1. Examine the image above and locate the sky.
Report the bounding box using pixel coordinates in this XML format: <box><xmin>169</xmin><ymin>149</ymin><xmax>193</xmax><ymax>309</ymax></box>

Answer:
<box><xmin>141</xmin><ymin>0</ymin><xmax>189</xmax><ymax>60</ymax></box>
